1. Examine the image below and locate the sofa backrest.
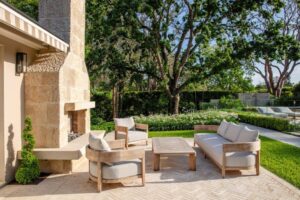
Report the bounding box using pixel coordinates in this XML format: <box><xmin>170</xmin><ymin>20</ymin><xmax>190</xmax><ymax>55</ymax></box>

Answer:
<box><xmin>217</xmin><ymin>120</ymin><xmax>230</xmax><ymax>137</ymax></box>
<box><xmin>224</xmin><ymin>123</ymin><xmax>243</xmax><ymax>142</ymax></box>
<box><xmin>236</xmin><ymin>127</ymin><xmax>259</xmax><ymax>142</ymax></box>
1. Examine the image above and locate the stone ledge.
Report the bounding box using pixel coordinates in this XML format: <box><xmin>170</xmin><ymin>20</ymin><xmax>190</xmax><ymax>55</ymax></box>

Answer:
<box><xmin>17</xmin><ymin>131</ymin><xmax>105</xmax><ymax>160</ymax></box>
<box><xmin>64</xmin><ymin>101</ymin><xmax>95</xmax><ymax>111</ymax></box>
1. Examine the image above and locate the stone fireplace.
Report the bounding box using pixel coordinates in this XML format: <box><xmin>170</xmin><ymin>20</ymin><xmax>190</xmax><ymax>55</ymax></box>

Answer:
<box><xmin>21</xmin><ymin>0</ymin><xmax>94</xmax><ymax>173</ymax></box>
<box><xmin>65</xmin><ymin>102</ymin><xmax>95</xmax><ymax>142</ymax></box>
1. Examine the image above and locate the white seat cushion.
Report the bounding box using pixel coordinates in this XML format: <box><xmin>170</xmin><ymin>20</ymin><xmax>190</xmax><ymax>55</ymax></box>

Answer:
<box><xmin>195</xmin><ymin>133</ymin><xmax>256</xmax><ymax>167</ymax></box>
<box><xmin>224</xmin><ymin>123</ymin><xmax>243</xmax><ymax>142</ymax></box>
<box><xmin>237</xmin><ymin>127</ymin><xmax>259</xmax><ymax>142</ymax></box>
<box><xmin>116</xmin><ymin>131</ymin><xmax>148</xmax><ymax>142</ymax></box>
<box><xmin>217</xmin><ymin>120</ymin><xmax>229</xmax><ymax>137</ymax></box>
<box><xmin>89</xmin><ymin>132</ymin><xmax>111</xmax><ymax>152</ymax></box>
<box><xmin>114</xmin><ymin>117</ymin><xmax>135</xmax><ymax>130</ymax></box>
<box><xmin>89</xmin><ymin>159</ymin><xmax>142</xmax><ymax>180</ymax></box>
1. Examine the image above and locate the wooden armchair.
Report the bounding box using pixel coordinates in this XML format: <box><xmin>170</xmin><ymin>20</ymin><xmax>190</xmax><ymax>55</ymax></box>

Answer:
<box><xmin>114</xmin><ymin>117</ymin><xmax>149</xmax><ymax>149</ymax></box>
<box><xmin>86</xmin><ymin>139</ymin><xmax>146</xmax><ymax>192</ymax></box>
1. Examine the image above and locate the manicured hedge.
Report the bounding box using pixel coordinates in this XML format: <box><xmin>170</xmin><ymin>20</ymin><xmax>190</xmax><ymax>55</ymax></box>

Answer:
<box><xmin>238</xmin><ymin>113</ymin><xmax>291</xmax><ymax>132</ymax></box>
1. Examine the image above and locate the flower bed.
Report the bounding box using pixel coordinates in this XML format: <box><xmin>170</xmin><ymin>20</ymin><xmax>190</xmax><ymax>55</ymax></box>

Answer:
<box><xmin>134</xmin><ymin>110</ymin><xmax>238</xmax><ymax>131</ymax></box>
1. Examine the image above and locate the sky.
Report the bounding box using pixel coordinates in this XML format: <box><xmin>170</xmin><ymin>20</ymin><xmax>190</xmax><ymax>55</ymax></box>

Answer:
<box><xmin>251</xmin><ymin>66</ymin><xmax>300</xmax><ymax>85</ymax></box>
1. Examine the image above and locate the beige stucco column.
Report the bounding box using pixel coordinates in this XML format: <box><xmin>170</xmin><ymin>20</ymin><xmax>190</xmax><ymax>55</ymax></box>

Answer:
<box><xmin>0</xmin><ymin>45</ymin><xmax>4</xmax><ymax>182</ymax></box>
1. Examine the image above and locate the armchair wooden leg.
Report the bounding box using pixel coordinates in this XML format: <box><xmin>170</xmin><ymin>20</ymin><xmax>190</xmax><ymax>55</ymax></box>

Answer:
<box><xmin>256</xmin><ymin>151</ymin><xmax>260</xmax><ymax>176</ymax></box>
<box><xmin>222</xmin><ymin>153</ymin><xmax>226</xmax><ymax>178</ymax></box>
<box><xmin>146</xmin><ymin>139</ymin><xmax>148</xmax><ymax>146</ymax></box>
<box><xmin>125</xmin><ymin>136</ymin><xmax>129</xmax><ymax>149</ymax></box>
<box><xmin>97</xmin><ymin>162</ymin><xmax>102</xmax><ymax>192</ymax></box>
<box><xmin>141</xmin><ymin>158</ymin><xmax>145</xmax><ymax>186</ymax></box>
<box><xmin>222</xmin><ymin>167</ymin><xmax>225</xmax><ymax>178</ymax></box>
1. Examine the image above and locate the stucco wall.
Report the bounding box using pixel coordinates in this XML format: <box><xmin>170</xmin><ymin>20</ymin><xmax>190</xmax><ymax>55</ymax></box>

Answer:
<box><xmin>0</xmin><ymin>45</ymin><xmax>4</xmax><ymax>182</ymax></box>
<box><xmin>0</xmin><ymin>35</ymin><xmax>36</xmax><ymax>182</ymax></box>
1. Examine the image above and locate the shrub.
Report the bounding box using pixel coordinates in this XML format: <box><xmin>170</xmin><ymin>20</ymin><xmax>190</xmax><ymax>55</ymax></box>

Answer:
<box><xmin>15</xmin><ymin>117</ymin><xmax>40</xmax><ymax>184</ymax></box>
<box><xmin>238</xmin><ymin>113</ymin><xmax>291</xmax><ymax>132</ymax></box>
<box><xmin>91</xmin><ymin>121</ymin><xmax>115</xmax><ymax>132</ymax></box>
<box><xmin>219</xmin><ymin>95</ymin><xmax>244</xmax><ymax>109</ymax></box>
<box><xmin>134</xmin><ymin>110</ymin><xmax>238</xmax><ymax>131</ymax></box>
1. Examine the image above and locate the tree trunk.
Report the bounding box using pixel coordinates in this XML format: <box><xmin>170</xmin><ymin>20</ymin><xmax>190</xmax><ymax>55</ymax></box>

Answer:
<box><xmin>169</xmin><ymin>94</ymin><xmax>180</xmax><ymax>115</ymax></box>
<box><xmin>112</xmin><ymin>84</ymin><xmax>119</xmax><ymax>118</ymax></box>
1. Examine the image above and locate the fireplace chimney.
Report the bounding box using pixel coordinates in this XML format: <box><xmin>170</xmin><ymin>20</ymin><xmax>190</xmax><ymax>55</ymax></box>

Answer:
<box><xmin>39</xmin><ymin>0</ymin><xmax>85</xmax><ymax>58</ymax></box>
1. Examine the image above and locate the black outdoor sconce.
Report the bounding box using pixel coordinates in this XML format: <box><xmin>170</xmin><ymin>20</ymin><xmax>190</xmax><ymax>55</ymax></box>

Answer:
<box><xmin>16</xmin><ymin>52</ymin><xmax>27</xmax><ymax>75</ymax></box>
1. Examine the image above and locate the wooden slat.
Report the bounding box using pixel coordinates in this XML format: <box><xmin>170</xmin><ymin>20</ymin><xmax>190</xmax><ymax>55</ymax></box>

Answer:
<box><xmin>223</xmin><ymin>140</ymin><xmax>261</xmax><ymax>153</ymax></box>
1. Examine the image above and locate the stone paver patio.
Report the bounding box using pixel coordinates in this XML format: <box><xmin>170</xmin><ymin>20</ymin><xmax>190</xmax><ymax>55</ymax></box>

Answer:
<box><xmin>0</xmin><ymin>139</ymin><xmax>299</xmax><ymax>200</ymax></box>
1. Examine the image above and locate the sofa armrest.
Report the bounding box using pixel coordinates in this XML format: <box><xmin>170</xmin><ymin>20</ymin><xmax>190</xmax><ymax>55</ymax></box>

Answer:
<box><xmin>86</xmin><ymin>146</ymin><xmax>145</xmax><ymax>163</ymax></box>
<box><xmin>107</xmin><ymin>139</ymin><xmax>126</xmax><ymax>149</ymax></box>
<box><xmin>223</xmin><ymin>140</ymin><xmax>261</xmax><ymax>153</ymax></box>
<box><xmin>135</xmin><ymin>123</ymin><xmax>148</xmax><ymax>132</ymax></box>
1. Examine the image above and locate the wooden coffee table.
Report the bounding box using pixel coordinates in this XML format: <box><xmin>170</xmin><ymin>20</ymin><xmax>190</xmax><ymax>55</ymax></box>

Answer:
<box><xmin>152</xmin><ymin>137</ymin><xmax>196</xmax><ymax>171</ymax></box>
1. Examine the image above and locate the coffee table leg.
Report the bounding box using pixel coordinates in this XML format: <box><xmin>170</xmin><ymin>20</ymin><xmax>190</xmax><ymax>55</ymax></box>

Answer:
<box><xmin>153</xmin><ymin>154</ymin><xmax>160</xmax><ymax>171</ymax></box>
<box><xmin>189</xmin><ymin>153</ymin><xmax>196</xmax><ymax>171</ymax></box>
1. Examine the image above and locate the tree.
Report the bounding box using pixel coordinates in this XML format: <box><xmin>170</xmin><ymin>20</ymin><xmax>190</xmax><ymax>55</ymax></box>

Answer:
<box><xmin>98</xmin><ymin>0</ymin><xmax>283</xmax><ymax>114</ymax></box>
<box><xmin>248</xmin><ymin>0</ymin><xmax>300</xmax><ymax>97</ymax></box>
<box><xmin>6</xmin><ymin>0</ymin><xmax>38</xmax><ymax>20</ymax></box>
<box><xmin>15</xmin><ymin>117</ymin><xmax>40</xmax><ymax>184</ymax></box>
<box><xmin>205</xmin><ymin>67</ymin><xmax>255</xmax><ymax>92</ymax></box>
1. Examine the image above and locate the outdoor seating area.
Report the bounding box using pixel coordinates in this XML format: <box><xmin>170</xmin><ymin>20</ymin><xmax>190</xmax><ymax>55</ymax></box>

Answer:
<box><xmin>0</xmin><ymin>135</ymin><xmax>299</xmax><ymax>199</ymax></box>
<box><xmin>1</xmin><ymin>0</ymin><xmax>300</xmax><ymax>199</ymax></box>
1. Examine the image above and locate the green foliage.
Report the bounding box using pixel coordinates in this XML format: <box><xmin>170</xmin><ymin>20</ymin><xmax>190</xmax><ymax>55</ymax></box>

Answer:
<box><xmin>293</xmin><ymin>82</ymin><xmax>300</xmax><ymax>99</ymax></box>
<box><xmin>219</xmin><ymin>96</ymin><xmax>244</xmax><ymax>110</ymax></box>
<box><xmin>91</xmin><ymin>90</ymin><xmax>237</xmax><ymax>121</ymax></box>
<box><xmin>7</xmin><ymin>0</ymin><xmax>38</xmax><ymax>20</ymax></box>
<box><xmin>86</xmin><ymin>0</ymin><xmax>283</xmax><ymax>114</ymax></box>
<box><xmin>135</xmin><ymin>111</ymin><xmax>238</xmax><ymax>131</ymax></box>
<box><xmin>238</xmin><ymin>112</ymin><xmax>291</xmax><ymax>131</ymax></box>
<box><xmin>15</xmin><ymin>117</ymin><xmax>40</xmax><ymax>184</ymax></box>
<box><xmin>205</xmin><ymin>67</ymin><xmax>255</xmax><ymax>92</ymax></box>
<box><xmin>149</xmin><ymin>130</ymin><xmax>214</xmax><ymax>138</ymax></box>
<box><xmin>91</xmin><ymin>121</ymin><xmax>115</xmax><ymax>132</ymax></box>
<box><xmin>260</xmin><ymin>136</ymin><xmax>300</xmax><ymax>189</ymax></box>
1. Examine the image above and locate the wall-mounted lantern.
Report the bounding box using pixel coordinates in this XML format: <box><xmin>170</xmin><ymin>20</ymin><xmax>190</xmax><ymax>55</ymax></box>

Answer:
<box><xmin>16</xmin><ymin>52</ymin><xmax>27</xmax><ymax>75</ymax></box>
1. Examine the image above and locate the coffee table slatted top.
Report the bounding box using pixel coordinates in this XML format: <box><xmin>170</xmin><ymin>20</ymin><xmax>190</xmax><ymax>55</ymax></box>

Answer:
<box><xmin>152</xmin><ymin>137</ymin><xmax>195</xmax><ymax>154</ymax></box>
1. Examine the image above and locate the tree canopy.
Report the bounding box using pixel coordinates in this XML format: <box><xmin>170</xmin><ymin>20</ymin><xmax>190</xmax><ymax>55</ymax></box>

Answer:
<box><xmin>87</xmin><ymin>0</ymin><xmax>284</xmax><ymax>113</ymax></box>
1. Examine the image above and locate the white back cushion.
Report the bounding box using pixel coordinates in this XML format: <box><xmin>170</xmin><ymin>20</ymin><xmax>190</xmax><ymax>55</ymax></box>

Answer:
<box><xmin>114</xmin><ymin>117</ymin><xmax>135</xmax><ymax>130</ymax></box>
<box><xmin>89</xmin><ymin>132</ymin><xmax>111</xmax><ymax>152</ymax></box>
<box><xmin>224</xmin><ymin>123</ymin><xmax>243</xmax><ymax>142</ymax></box>
<box><xmin>237</xmin><ymin>127</ymin><xmax>259</xmax><ymax>142</ymax></box>
<box><xmin>217</xmin><ymin>120</ymin><xmax>229</xmax><ymax>137</ymax></box>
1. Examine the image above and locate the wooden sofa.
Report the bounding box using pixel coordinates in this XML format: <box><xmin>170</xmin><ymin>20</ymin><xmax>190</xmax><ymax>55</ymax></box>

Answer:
<box><xmin>194</xmin><ymin>121</ymin><xmax>260</xmax><ymax>178</ymax></box>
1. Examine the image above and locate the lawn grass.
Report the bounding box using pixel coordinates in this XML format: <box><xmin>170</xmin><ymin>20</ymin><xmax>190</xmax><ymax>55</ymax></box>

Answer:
<box><xmin>149</xmin><ymin>130</ymin><xmax>214</xmax><ymax>138</ymax></box>
<box><xmin>260</xmin><ymin>136</ymin><xmax>300</xmax><ymax>189</ymax></box>
<box><xmin>148</xmin><ymin>130</ymin><xmax>300</xmax><ymax>189</ymax></box>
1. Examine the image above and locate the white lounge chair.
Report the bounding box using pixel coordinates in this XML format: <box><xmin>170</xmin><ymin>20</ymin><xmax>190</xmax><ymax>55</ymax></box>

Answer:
<box><xmin>86</xmin><ymin>132</ymin><xmax>145</xmax><ymax>192</ymax></box>
<box><xmin>272</xmin><ymin>107</ymin><xmax>300</xmax><ymax>117</ymax></box>
<box><xmin>114</xmin><ymin>117</ymin><xmax>149</xmax><ymax>149</ymax></box>
<box><xmin>257</xmin><ymin>107</ymin><xmax>288</xmax><ymax>118</ymax></box>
